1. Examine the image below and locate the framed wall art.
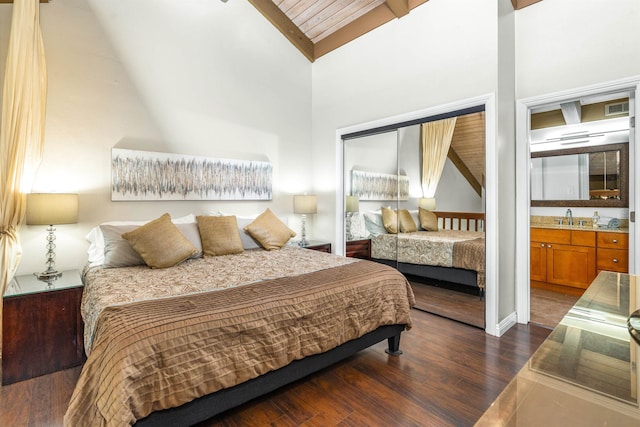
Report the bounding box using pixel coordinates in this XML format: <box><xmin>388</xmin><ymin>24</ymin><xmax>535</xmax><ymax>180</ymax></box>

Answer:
<box><xmin>351</xmin><ymin>170</ymin><xmax>409</xmax><ymax>201</ymax></box>
<box><xmin>111</xmin><ymin>148</ymin><xmax>272</xmax><ymax>201</ymax></box>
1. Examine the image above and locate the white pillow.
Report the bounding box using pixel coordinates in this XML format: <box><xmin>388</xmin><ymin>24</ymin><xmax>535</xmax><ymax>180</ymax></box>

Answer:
<box><xmin>409</xmin><ymin>209</ymin><xmax>420</xmax><ymax>230</ymax></box>
<box><xmin>86</xmin><ymin>214</ymin><xmax>197</xmax><ymax>265</ymax></box>
<box><xmin>364</xmin><ymin>210</ymin><xmax>387</xmax><ymax>236</ymax></box>
<box><xmin>346</xmin><ymin>212</ymin><xmax>368</xmax><ymax>240</ymax></box>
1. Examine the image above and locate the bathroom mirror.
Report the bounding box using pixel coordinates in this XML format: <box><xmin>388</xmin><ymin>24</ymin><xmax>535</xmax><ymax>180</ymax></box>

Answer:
<box><xmin>530</xmin><ymin>143</ymin><xmax>628</xmax><ymax>207</ymax></box>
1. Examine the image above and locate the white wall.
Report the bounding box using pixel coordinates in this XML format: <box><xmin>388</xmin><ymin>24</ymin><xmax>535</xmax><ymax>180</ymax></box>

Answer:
<box><xmin>516</xmin><ymin>0</ymin><xmax>640</xmax><ymax>99</ymax></box>
<box><xmin>0</xmin><ymin>0</ymin><xmax>312</xmax><ymax>276</ymax></box>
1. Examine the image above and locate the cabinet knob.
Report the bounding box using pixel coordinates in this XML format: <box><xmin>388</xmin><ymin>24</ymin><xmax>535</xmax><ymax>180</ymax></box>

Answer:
<box><xmin>540</xmin><ymin>243</ymin><xmax>545</xmax><ymax>247</ymax></box>
<box><xmin>613</xmin><ymin>258</ymin><xmax>619</xmax><ymax>263</ymax></box>
<box><xmin>547</xmin><ymin>244</ymin><xmax>552</xmax><ymax>248</ymax></box>
<box><xmin>612</xmin><ymin>239</ymin><xmax>618</xmax><ymax>243</ymax></box>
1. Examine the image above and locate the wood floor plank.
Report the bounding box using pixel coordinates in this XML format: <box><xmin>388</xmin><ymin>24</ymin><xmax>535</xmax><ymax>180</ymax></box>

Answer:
<box><xmin>0</xmin><ymin>310</ymin><xmax>550</xmax><ymax>427</ymax></box>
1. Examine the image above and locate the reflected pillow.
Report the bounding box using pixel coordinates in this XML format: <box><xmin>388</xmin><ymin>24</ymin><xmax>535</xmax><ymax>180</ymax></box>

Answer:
<box><xmin>419</xmin><ymin>207</ymin><xmax>439</xmax><ymax>231</ymax></box>
<box><xmin>398</xmin><ymin>209</ymin><xmax>417</xmax><ymax>232</ymax></box>
<box><xmin>122</xmin><ymin>213</ymin><xmax>198</xmax><ymax>268</ymax></box>
<box><xmin>244</xmin><ymin>208</ymin><xmax>296</xmax><ymax>250</ymax></box>
<box><xmin>196</xmin><ymin>215</ymin><xmax>244</xmax><ymax>256</ymax></box>
<box><xmin>364</xmin><ymin>210</ymin><xmax>387</xmax><ymax>236</ymax></box>
<box><xmin>381</xmin><ymin>207</ymin><xmax>398</xmax><ymax>234</ymax></box>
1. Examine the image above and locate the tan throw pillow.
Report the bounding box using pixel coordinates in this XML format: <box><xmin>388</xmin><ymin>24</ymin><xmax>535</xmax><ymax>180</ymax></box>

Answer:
<box><xmin>419</xmin><ymin>207</ymin><xmax>438</xmax><ymax>231</ymax></box>
<box><xmin>398</xmin><ymin>209</ymin><xmax>417</xmax><ymax>233</ymax></box>
<box><xmin>244</xmin><ymin>208</ymin><xmax>296</xmax><ymax>250</ymax></box>
<box><xmin>196</xmin><ymin>215</ymin><xmax>244</xmax><ymax>256</ymax></box>
<box><xmin>122</xmin><ymin>213</ymin><xmax>198</xmax><ymax>268</ymax></box>
<box><xmin>381</xmin><ymin>207</ymin><xmax>398</xmax><ymax>234</ymax></box>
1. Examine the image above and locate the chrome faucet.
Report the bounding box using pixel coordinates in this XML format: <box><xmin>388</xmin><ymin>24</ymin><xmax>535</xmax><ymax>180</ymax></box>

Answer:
<box><xmin>565</xmin><ymin>209</ymin><xmax>573</xmax><ymax>226</ymax></box>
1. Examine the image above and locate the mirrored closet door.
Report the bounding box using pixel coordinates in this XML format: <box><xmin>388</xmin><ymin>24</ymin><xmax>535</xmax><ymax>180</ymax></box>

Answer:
<box><xmin>342</xmin><ymin>109</ymin><xmax>486</xmax><ymax>329</ymax></box>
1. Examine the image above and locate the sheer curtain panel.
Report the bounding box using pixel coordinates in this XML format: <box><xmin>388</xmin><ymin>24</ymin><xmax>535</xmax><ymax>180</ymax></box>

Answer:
<box><xmin>0</xmin><ymin>0</ymin><xmax>48</xmax><ymax>342</ymax></box>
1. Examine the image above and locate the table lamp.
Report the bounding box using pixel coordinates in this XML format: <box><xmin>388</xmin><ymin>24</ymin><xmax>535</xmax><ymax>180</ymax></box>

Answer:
<box><xmin>26</xmin><ymin>193</ymin><xmax>79</xmax><ymax>282</ymax></box>
<box><xmin>293</xmin><ymin>194</ymin><xmax>317</xmax><ymax>246</ymax></box>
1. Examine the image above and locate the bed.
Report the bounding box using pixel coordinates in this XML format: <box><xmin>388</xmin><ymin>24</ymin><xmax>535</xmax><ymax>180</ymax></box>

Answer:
<box><xmin>64</xmin><ymin>237</ymin><xmax>414</xmax><ymax>426</ymax></box>
<box><xmin>366</xmin><ymin>211</ymin><xmax>485</xmax><ymax>294</ymax></box>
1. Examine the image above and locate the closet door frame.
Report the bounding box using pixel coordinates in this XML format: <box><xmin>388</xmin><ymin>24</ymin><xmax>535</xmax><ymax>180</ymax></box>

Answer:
<box><xmin>336</xmin><ymin>94</ymin><xmax>497</xmax><ymax>335</ymax></box>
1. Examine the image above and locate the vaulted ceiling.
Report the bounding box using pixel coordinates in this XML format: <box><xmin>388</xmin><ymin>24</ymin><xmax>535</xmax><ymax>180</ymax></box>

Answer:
<box><xmin>248</xmin><ymin>0</ymin><xmax>543</xmax><ymax>62</ymax></box>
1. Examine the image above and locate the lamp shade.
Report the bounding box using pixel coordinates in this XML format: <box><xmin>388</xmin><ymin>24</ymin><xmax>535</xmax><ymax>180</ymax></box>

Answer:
<box><xmin>345</xmin><ymin>195</ymin><xmax>359</xmax><ymax>212</ymax></box>
<box><xmin>26</xmin><ymin>193</ymin><xmax>79</xmax><ymax>225</ymax></box>
<box><xmin>418</xmin><ymin>197</ymin><xmax>436</xmax><ymax>211</ymax></box>
<box><xmin>293</xmin><ymin>194</ymin><xmax>317</xmax><ymax>214</ymax></box>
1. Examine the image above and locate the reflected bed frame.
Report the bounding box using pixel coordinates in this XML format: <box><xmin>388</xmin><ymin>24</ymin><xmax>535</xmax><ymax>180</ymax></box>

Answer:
<box><xmin>373</xmin><ymin>211</ymin><xmax>485</xmax><ymax>295</ymax></box>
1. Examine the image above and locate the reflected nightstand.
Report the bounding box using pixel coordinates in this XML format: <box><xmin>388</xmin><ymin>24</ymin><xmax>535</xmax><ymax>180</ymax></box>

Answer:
<box><xmin>2</xmin><ymin>269</ymin><xmax>85</xmax><ymax>385</ymax></box>
<box><xmin>297</xmin><ymin>240</ymin><xmax>332</xmax><ymax>253</ymax></box>
<box><xmin>346</xmin><ymin>239</ymin><xmax>371</xmax><ymax>259</ymax></box>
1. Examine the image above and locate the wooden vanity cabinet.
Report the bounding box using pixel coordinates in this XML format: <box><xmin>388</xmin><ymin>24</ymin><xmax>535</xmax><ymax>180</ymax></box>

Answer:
<box><xmin>597</xmin><ymin>231</ymin><xmax>628</xmax><ymax>273</ymax></box>
<box><xmin>530</xmin><ymin>228</ymin><xmax>597</xmax><ymax>290</ymax></box>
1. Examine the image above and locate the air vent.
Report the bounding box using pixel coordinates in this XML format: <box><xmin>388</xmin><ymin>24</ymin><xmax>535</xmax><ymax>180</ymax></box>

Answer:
<box><xmin>605</xmin><ymin>101</ymin><xmax>629</xmax><ymax>116</ymax></box>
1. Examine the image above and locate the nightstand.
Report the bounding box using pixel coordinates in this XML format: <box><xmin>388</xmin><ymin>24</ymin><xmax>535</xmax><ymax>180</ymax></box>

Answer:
<box><xmin>346</xmin><ymin>239</ymin><xmax>371</xmax><ymax>259</ymax></box>
<box><xmin>2</xmin><ymin>269</ymin><xmax>85</xmax><ymax>385</ymax></box>
<box><xmin>298</xmin><ymin>240</ymin><xmax>332</xmax><ymax>253</ymax></box>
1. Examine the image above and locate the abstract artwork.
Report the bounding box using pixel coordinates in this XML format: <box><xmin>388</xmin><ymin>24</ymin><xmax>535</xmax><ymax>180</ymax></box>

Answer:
<box><xmin>351</xmin><ymin>170</ymin><xmax>409</xmax><ymax>201</ymax></box>
<box><xmin>111</xmin><ymin>148</ymin><xmax>272</xmax><ymax>201</ymax></box>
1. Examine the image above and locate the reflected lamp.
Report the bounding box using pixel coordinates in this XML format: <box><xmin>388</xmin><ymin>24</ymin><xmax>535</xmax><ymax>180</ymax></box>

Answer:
<box><xmin>419</xmin><ymin>197</ymin><xmax>436</xmax><ymax>211</ymax></box>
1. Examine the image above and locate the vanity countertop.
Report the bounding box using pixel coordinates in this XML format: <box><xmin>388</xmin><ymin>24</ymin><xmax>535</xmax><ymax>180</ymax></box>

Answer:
<box><xmin>531</xmin><ymin>215</ymin><xmax>628</xmax><ymax>233</ymax></box>
<box><xmin>530</xmin><ymin>223</ymin><xmax>629</xmax><ymax>234</ymax></box>
<box><xmin>476</xmin><ymin>271</ymin><xmax>640</xmax><ymax>426</ymax></box>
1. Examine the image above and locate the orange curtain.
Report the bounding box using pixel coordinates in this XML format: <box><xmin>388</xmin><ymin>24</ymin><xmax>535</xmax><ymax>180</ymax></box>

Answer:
<box><xmin>0</xmin><ymin>0</ymin><xmax>48</xmax><ymax>327</ymax></box>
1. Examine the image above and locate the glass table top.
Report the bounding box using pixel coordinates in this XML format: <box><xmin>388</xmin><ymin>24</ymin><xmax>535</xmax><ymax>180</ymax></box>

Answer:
<box><xmin>4</xmin><ymin>269</ymin><xmax>82</xmax><ymax>298</ymax></box>
<box><xmin>476</xmin><ymin>271</ymin><xmax>640</xmax><ymax>426</ymax></box>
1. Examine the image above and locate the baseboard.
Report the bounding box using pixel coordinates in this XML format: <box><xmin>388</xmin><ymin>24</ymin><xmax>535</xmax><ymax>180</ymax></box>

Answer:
<box><xmin>496</xmin><ymin>311</ymin><xmax>518</xmax><ymax>337</ymax></box>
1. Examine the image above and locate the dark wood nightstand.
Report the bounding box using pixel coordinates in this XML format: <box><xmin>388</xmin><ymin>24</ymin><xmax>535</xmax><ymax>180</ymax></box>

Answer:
<box><xmin>2</xmin><ymin>269</ymin><xmax>85</xmax><ymax>385</ymax></box>
<box><xmin>298</xmin><ymin>240</ymin><xmax>332</xmax><ymax>253</ymax></box>
<box><xmin>346</xmin><ymin>239</ymin><xmax>371</xmax><ymax>259</ymax></box>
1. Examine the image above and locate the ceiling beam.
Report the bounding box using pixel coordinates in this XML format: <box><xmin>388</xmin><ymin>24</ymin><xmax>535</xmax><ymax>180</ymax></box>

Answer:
<box><xmin>385</xmin><ymin>0</ymin><xmax>409</xmax><ymax>18</ymax></box>
<box><xmin>315</xmin><ymin>0</ymin><xmax>429</xmax><ymax>60</ymax></box>
<box><xmin>511</xmin><ymin>0</ymin><xmax>543</xmax><ymax>10</ymax></box>
<box><xmin>247</xmin><ymin>0</ymin><xmax>314</xmax><ymax>62</ymax></box>
<box><xmin>560</xmin><ymin>101</ymin><xmax>582</xmax><ymax>125</ymax></box>
<box><xmin>448</xmin><ymin>147</ymin><xmax>483</xmax><ymax>197</ymax></box>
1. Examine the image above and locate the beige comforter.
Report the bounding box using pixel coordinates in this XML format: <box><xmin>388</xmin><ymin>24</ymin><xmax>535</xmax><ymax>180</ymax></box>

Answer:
<box><xmin>65</xmin><ymin>247</ymin><xmax>414</xmax><ymax>426</ymax></box>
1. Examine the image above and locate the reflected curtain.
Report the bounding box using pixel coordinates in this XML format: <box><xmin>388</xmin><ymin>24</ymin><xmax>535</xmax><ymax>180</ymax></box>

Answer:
<box><xmin>421</xmin><ymin>117</ymin><xmax>457</xmax><ymax>198</ymax></box>
<box><xmin>0</xmin><ymin>0</ymin><xmax>48</xmax><ymax>307</ymax></box>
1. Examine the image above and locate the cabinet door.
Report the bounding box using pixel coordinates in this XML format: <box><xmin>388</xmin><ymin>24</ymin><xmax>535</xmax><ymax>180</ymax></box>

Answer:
<box><xmin>530</xmin><ymin>241</ymin><xmax>547</xmax><ymax>282</ymax></box>
<box><xmin>547</xmin><ymin>243</ymin><xmax>596</xmax><ymax>289</ymax></box>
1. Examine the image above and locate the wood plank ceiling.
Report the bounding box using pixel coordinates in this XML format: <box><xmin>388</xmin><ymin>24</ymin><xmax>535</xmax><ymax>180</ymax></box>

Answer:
<box><xmin>249</xmin><ymin>0</ymin><xmax>543</xmax><ymax>62</ymax></box>
<box><xmin>449</xmin><ymin>112</ymin><xmax>485</xmax><ymax>197</ymax></box>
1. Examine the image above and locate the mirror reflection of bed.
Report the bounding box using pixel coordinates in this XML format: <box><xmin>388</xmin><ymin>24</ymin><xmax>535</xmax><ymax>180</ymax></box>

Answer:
<box><xmin>343</xmin><ymin>110</ymin><xmax>486</xmax><ymax>329</ymax></box>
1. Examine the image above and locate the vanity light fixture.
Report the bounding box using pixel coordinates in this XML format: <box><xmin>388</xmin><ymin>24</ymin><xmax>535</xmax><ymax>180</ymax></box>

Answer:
<box><xmin>26</xmin><ymin>193</ymin><xmax>79</xmax><ymax>283</ymax></box>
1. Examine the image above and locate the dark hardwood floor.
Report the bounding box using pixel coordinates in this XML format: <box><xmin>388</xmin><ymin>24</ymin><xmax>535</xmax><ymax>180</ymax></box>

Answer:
<box><xmin>0</xmin><ymin>310</ymin><xmax>550</xmax><ymax>427</ymax></box>
<box><xmin>410</xmin><ymin>280</ymin><xmax>485</xmax><ymax>328</ymax></box>
<box><xmin>530</xmin><ymin>286</ymin><xmax>581</xmax><ymax>329</ymax></box>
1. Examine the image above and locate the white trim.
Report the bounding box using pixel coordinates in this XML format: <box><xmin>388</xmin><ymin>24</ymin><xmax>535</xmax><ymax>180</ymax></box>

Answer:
<box><xmin>515</xmin><ymin>76</ymin><xmax>640</xmax><ymax>325</ymax></box>
<box><xmin>335</xmin><ymin>93</ymin><xmax>499</xmax><ymax>336</ymax></box>
<box><xmin>496</xmin><ymin>311</ymin><xmax>518</xmax><ymax>337</ymax></box>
